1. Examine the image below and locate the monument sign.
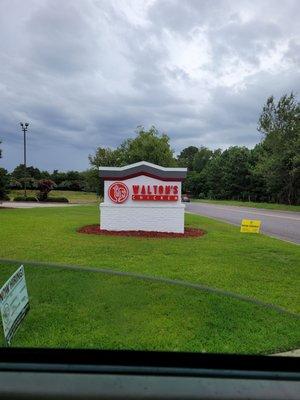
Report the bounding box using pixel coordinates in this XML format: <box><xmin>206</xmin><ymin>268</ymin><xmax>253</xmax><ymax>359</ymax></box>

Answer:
<box><xmin>99</xmin><ymin>161</ymin><xmax>187</xmax><ymax>233</ymax></box>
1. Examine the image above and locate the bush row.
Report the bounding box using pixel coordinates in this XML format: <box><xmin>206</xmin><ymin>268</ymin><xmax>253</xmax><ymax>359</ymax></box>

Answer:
<box><xmin>13</xmin><ymin>196</ymin><xmax>69</xmax><ymax>203</ymax></box>
<box><xmin>13</xmin><ymin>196</ymin><xmax>38</xmax><ymax>202</ymax></box>
<box><xmin>42</xmin><ymin>197</ymin><xmax>69</xmax><ymax>203</ymax></box>
<box><xmin>0</xmin><ymin>194</ymin><xmax>10</xmax><ymax>201</ymax></box>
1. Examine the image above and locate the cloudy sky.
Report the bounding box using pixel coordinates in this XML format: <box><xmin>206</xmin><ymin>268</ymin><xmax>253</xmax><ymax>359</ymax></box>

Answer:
<box><xmin>0</xmin><ymin>0</ymin><xmax>299</xmax><ymax>171</ymax></box>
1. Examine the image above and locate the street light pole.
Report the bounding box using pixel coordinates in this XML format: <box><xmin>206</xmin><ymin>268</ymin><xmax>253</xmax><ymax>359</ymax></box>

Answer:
<box><xmin>20</xmin><ymin>122</ymin><xmax>29</xmax><ymax>199</ymax></box>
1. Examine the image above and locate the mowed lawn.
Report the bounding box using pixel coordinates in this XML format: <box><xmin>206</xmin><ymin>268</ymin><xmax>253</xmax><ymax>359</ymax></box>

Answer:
<box><xmin>0</xmin><ymin>205</ymin><xmax>299</xmax><ymax>353</ymax></box>
<box><xmin>193</xmin><ymin>199</ymin><xmax>300</xmax><ymax>212</ymax></box>
<box><xmin>0</xmin><ymin>262</ymin><xmax>299</xmax><ymax>354</ymax></box>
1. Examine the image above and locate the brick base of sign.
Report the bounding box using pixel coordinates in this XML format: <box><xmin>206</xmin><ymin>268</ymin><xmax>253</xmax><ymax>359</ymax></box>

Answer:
<box><xmin>78</xmin><ymin>225</ymin><xmax>205</xmax><ymax>238</ymax></box>
<box><xmin>100</xmin><ymin>203</ymin><xmax>185</xmax><ymax>233</ymax></box>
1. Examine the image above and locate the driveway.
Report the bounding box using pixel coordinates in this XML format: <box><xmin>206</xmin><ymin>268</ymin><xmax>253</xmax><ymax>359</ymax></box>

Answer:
<box><xmin>186</xmin><ymin>202</ymin><xmax>300</xmax><ymax>244</ymax></box>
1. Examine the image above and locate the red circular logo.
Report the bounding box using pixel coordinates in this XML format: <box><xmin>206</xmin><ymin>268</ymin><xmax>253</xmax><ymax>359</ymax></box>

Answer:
<box><xmin>108</xmin><ymin>182</ymin><xmax>129</xmax><ymax>204</ymax></box>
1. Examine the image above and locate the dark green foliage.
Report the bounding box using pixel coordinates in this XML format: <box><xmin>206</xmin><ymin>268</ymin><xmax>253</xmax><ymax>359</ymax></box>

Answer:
<box><xmin>120</xmin><ymin>126</ymin><xmax>177</xmax><ymax>166</ymax></box>
<box><xmin>89</xmin><ymin>126</ymin><xmax>177</xmax><ymax>168</ymax></box>
<box><xmin>80</xmin><ymin>168</ymin><xmax>101</xmax><ymax>195</ymax></box>
<box><xmin>180</xmin><ymin>93</ymin><xmax>300</xmax><ymax>205</ymax></box>
<box><xmin>56</xmin><ymin>180</ymin><xmax>85</xmax><ymax>191</ymax></box>
<box><xmin>192</xmin><ymin>146</ymin><xmax>213</xmax><ymax>172</ymax></box>
<box><xmin>0</xmin><ymin>142</ymin><xmax>10</xmax><ymax>200</ymax></box>
<box><xmin>178</xmin><ymin>146</ymin><xmax>198</xmax><ymax>170</ymax></box>
<box><xmin>9</xmin><ymin>179</ymin><xmax>22</xmax><ymax>190</ymax></box>
<box><xmin>18</xmin><ymin>177</ymin><xmax>37</xmax><ymax>190</ymax></box>
<box><xmin>0</xmin><ymin>168</ymin><xmax>10</xmax><ymax>200</ymax></box>
<box><xmin>183</xmin><ymin>171</ymin><xmax>206</xmax><ymax>197</ymax></box>
<box><xmin>11</xmin><ymin>164</ymin><xmax>50</xmax><ymax>181</ymax></box>
<box><xmin>50</xmin><ymin>169</ymin><xmax>97</xmax><ymax>192</ymax></box>
<box><xmin>13</xmin><ymin>196</ymin><xmax>37</xmax><ymax>202</ymax></box>
<box><xmin>89</xmin><ymin>147</ymin><xmax>124</xmax><ymax>168</ymax></box>
<box><xmin>10</xmin><ymin>165</ymin><xmax>50</xmax><ymax>190</ymax></box>
<box><xmin>256</xmin><ymin>93</ymin><xmax>300</xmax><ymax>204</ymax></box>
<box><xmin>43</xmin><ymin>197</ymin><xmax>69</xmax><ymax>203</ymax></box>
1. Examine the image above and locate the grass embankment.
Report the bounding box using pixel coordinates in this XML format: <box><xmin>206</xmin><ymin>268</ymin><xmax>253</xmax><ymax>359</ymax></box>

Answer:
<box><xmin>0</xmin><ymin>205</ymin><xmax>298</xmax><ymax>312</ymax></box>
<box><xmin>9</xmin><ymin>190</ymin><xmax>99</xmax><ymax>204</ymax></box>
<box><xmin>193</xmin><ymin>199</ymin><xmax>300</xmax><ymax>212</ymax></box>
<box><xmin>0</xmin><ymin>205</ymin><xmax>299</xmax><ymax>352</ymax></box>
<box><xmin>0</xmin><ymin>262</ymin><xmax>299</xmax><ymax>353</ymax></box>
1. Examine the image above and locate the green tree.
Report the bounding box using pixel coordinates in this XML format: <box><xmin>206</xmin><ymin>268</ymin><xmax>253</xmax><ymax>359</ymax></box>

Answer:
<box><xmin>80</xmin><ymin>169</ymin><xmax>101</xmax><ymax>195</ymax></box>
<box><xmin>11</xmin><ymin>164</ymin><xmax>50</xmax><ymax>189</ymax></box>
<box><xmin>0</xmin><ymin>141</ymin><xmax>10</xmax><ymax>200</ymax></box>
<box><xmin>121</xmin><ymin>126</ymin><xmax>177</xmax><ymax>167</ymax></box>
<box><xmin>257</xmin><ymin>93</ymin><xmax>300</xmax><ymax>204</ymax></box>
<box><xmin>51</xmin><ymin>170</ymin><xmax>67</xmax><ymax>185</ymax></box>
<box><xmin>90</xmin><ymin>126</ymin><xmax>177</xmax><ymax>168</ymax></box>
<box><xmin>65</xmin><ymin>171</ymin><xmax>81</xmax><ymax>181</ymax></box>
<box><xmin>203</xmin><ymin>150</ymin><xmax>225</xmax><ymax>199</ymax></box>
<box><xmin>219</xmin><ymin>146</ymin><xmax>252</xmax><ymax>200</ymax></box>
<box><xmin>183</xmin><ymin>171</ymin><xmax>207</xmax><ymax>197</ymax></box>
<box><xmin>89</xmin><ymin>147</ymin><xmax>124</xmax><ymax>168</ymax></box>
<box><xmin>193</xmin><ymin>146</ymin><xmax>213</xmax><ymax>172</ymax></box>
<box><xmin>248</xmin><ymin>144</ymin><xmax>268</xmax><ymax>202</ymax></box>
<box><xmin>178</xmin><ymin>146</ymin><xmax>198</xmax><ymax>170</ymax></box>
<box><xmin>12</xmin><ymin>164</ymin><xmax>42</xmax><ymax>180</ymax></box>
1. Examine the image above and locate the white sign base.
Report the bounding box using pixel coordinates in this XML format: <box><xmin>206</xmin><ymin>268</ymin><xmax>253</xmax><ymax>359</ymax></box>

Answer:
<box><xmin>100</xmin><ymin>203</ymin><xmax>185</xmax><ymax>233</ymax></box>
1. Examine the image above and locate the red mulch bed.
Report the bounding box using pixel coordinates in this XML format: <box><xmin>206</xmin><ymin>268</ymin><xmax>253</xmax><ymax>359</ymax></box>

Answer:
<box><xmin>77</xmin><ymin>225</ymin><xmax>205</xmax><ymax>238</ymax></box>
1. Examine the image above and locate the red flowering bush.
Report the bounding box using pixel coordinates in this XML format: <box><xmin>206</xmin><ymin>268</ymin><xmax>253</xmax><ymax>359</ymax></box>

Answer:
<box><xmin>37</xmin><ymin>179</ymin><xmax>56</xmax><ymax>201</ymax></box>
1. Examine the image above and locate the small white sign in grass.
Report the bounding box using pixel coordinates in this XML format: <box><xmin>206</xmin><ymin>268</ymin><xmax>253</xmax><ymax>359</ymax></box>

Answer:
<box><xmin>0</xmin><ymin>265</ymin><xmax>29</xmax><ymax>346</ymax></box>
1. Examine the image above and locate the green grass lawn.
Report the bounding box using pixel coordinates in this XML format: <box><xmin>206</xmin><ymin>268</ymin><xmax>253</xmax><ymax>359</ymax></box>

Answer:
<box><xmin>0</xmin><ymin>262</ymin><xmax>299</xmax><ymax>354</ymax></box>
<box><xmin>193</xmin><ymin>199</ymin><xmax>300</xmax><ymax>212</ymax></box>
<box><xmin>0</xmin><ymin>205</ymin><xmax>299</xmax><ymax>353</ymax></box>
<box><xmin>9</xmin><ymin>189</ymin><xmax>99</xmax><ymax>203</ymax></box>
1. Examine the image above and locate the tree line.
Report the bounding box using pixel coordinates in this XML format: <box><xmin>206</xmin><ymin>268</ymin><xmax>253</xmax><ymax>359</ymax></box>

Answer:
<box><xmin>182</xmin><ymin>93</ymin><xmax>299</xmax><ymax>204</ymax></box>
<box><xmin>89</xmin><ymin>94</ymin><xmax>300</xmax><ymax>205</ymax></box>
<box><xmin>1</xmin><ymin>93</ymin><xmax>299</xmax><ymax>204</ymax></box>
<box><xmin>0</xmin><ymin>155</ymin><xmax>100</xmax><ymax>200</ymax></box>
<box><xmin>8</xmin><ymin>165</ymin><xmax>98</xmax><ymax>193</ymax></box>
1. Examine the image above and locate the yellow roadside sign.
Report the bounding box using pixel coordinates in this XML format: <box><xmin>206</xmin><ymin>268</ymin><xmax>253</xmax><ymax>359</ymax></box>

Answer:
<box><xmin>240</xmin><ymin>219</ymin><xmax>261</xmax><ymax>233</ymax></box>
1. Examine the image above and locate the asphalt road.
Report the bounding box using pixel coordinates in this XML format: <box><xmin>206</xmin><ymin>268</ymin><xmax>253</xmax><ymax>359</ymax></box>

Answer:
<box><xmin>186</xmin><ymin>202</ymin><xmax>300</xmax><ymax>244</ymax></box>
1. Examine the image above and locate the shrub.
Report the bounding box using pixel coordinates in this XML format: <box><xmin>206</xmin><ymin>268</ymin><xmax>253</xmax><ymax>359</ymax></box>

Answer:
<box><xmin>13</xmin><ymin>196</ymin><xmax>38</xmax><ymax>202</ymax></box>
<box><xmin>198</xmin><ymin>192</ymin><xmax>206</xmax><ymax>199</ymax></box>
<box><xmin>37</xmin><ymin>179</ymin><xmax>56</xmax><ymax>201</ymax></box>
<box><xmin>56</xmin><ymin>180</ymin><xmax>84</xmax><ymax>191</ymax></box>
<box><xmin>43</xmin><ymin>197</ymin><xmax>69</xmax><ymax>203</ymax></box>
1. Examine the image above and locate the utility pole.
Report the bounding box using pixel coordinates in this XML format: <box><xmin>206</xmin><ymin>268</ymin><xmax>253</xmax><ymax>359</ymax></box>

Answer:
<box><xmin>20</xmin><ymin>122</ymin><xmax>29</xmax><ymax>199</ymax></box>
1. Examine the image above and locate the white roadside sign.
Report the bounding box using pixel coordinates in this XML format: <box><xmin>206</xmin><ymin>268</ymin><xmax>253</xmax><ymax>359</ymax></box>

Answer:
<box><xmin>0</xmin><ymin>266</ymin><xmax>29</xmax><ymax>345</ymax></box>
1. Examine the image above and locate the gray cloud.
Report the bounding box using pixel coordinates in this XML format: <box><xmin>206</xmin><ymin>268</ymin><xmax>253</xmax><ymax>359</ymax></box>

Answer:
<box><xmin>0</xmin><ymin>0</ymin><xmax>299</xmax><ymax>171</ymax></box>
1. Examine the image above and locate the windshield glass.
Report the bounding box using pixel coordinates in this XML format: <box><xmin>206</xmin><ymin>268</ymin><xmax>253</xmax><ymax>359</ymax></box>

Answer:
<box><xmin>0</xmin><ymin>0</ymin><xmax>299</xmax><ymax>357</ymax></box>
